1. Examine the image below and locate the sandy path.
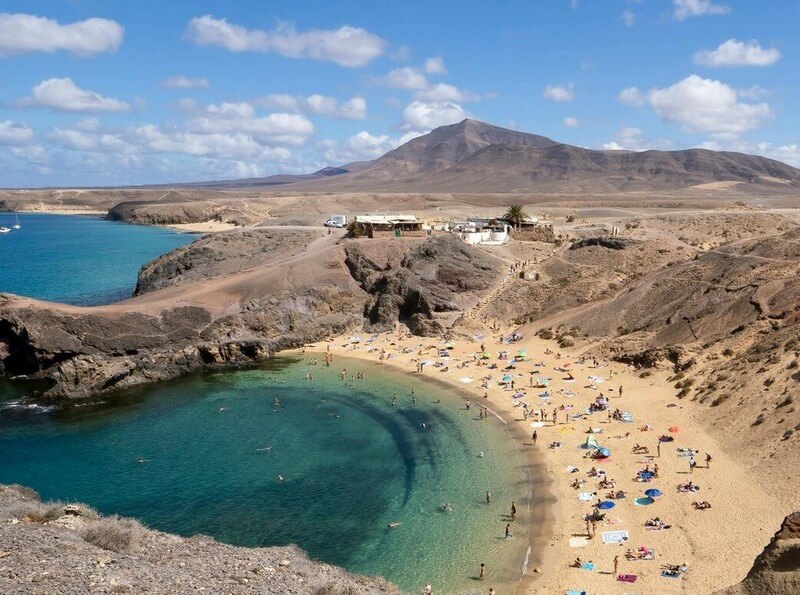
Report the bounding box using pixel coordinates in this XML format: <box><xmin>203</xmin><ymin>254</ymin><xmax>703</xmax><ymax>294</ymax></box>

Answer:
<box><xmin>310</xmin><ymin>327</ymin><xmax>787</xmax><ymax>594</ymax></box>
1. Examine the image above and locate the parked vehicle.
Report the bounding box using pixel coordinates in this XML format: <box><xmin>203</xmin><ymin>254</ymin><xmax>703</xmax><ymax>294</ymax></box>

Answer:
<box><xmin>324</xmin><ymin>215</ymin><xmax>347</xmax><ymax>228</ymax></box>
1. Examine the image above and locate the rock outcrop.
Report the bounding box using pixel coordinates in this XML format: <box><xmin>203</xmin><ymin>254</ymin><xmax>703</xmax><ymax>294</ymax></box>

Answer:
<box><xmin>344</xmin><ymin>236</ymin><xmax>502</xmax><ymax>335</ymax></box>
<box><xmin>721</xmin><ymin>512</ymin><xmax>800</xmax><ymax>595</ymax></box>
<box><xmin>0</xmin><ymin>484</ymin><xmax>397</xmax><ymax>595</ymax></box>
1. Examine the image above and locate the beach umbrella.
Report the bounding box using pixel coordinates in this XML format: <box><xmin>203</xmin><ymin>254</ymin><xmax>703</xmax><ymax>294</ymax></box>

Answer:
<box><xmin>597</xmin><ymin>501</ymin><xmax>615</xmax><ymax>510</ymax></box>
<box><xmin>668</xmin><ymin>426</ymin><xmax>680</xmax><ymax>433</ymax></box>
<box><xmin>597</xmin><ymin>447</ymin><xmax>611</xmax><ymax>458</ymax></box>
<box><xmin>635</xmin><ymin>497</ymin><xmax>655</xmax><ymax>506</ymax></box>
<box><xmin>645</xmin><ymin>488</ymin><xmax>663</xmax><ymax>498</ymax></box>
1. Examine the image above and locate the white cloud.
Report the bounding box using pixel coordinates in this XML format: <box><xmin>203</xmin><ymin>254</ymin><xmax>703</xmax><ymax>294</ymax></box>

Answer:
<box><xmin>0</xmin><ymin>13</ymin><xmax>123</xmax><ymax>57</ymax></box>
<box><xmin>424</xmin><ymin>56</ymin><xmax>447</xmax><ymax>75</ymax></box>
<box><xmin>255</xmin><ymin>94</ymin><xmax>366</xmax><ymax>119</ymax></box>
<box><xmin>322</xmin><ymin>130</ymin><xmax>423</xmax><ymax>163</ymax></box>
<box><xmin>163</xmin><ymin>75</ymin><xmax>210</xmax><ymax>89</ymax></box>
<box><xmin>0</xmin><ymin>121</ymin><xmax>34</xmax><ymax>146</ymax></box>
<box><xmin>132</xmin><ymin>125</ymin><xmax>293</xmax><ymax>161</ymax></box>
<box><xmin>738</xmin><ymin>85</ymin><xmax>768</xmax><ymax>100</ymax></box>
<box><xmin>563</xmin><ymin>116</ymin><xmax>579</xmax><ymax>128</ymax></box>
<box><xmin>187</xmin><ymin>107</ymin><xmax>314</xmax><ymax>146</ymax></box>
<box><xmin>601</xmin><ymin>127</ymin><xmax>672</xmax><ymax>151</ymax></box>
<box><xmin>380</xmin><ymin>67</ymin><xmax>429</xmax><ymax>90</ymax></box>
<box><xmin>401</xmin><ymin>101</ymin><xmax>468</xmax><ymax>130</ymax></box>
<box><xmin>10</xmin><ymin>144</ymin><xmax>48</xmax><ymax>163</ymax></box>
<box><xmin>185</xmin><ymin>16</ymin><xmax>386</xmax><ymax>67</ymax></box>
<box><xmin>673</xmin><ymin>0</ymin><xmax>730</xmax><ymax>20</ymax></box>
<box><xmin>621</xmin><ymin>10</ymin><xmax>636</xmax><ymax>26</ymax></box>
<box><xmin>755</xmin><ymin>142</ymin><xmax>800</xmax><ymax>168</ymax></box>
<box><xmin>19</xmin><ymin>78</ymin><xmax>130</xmax><ymax>112</ymax></box>
<box><xmin>618</xmin><ymin>86</ymin><xmax>645</xmax><ymax>106</ymax></box>
<box><xmin>415</xmin><ymin>83</ymin><xmax>480</xmax><ymax>102</ymax></box>
<box><xmin>647</xmin><ymin>74</ymin><xmax>771</xmax><ymax>137</ymax></box>
<box><xmin>693</xmin><ymin>39</ymin><xmax>781</xmax><ymax>67</ymax></box>
<box><xmin>543</xmin><ymin>83</ymin><xmax>574</xmax><ymax>102</ymax></box>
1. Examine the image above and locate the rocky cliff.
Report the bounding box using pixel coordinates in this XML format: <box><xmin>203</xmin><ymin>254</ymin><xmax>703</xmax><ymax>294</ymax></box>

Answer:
<box><xmin>721</xmin><ymin>512</ymin><xmax>800</xmax><ymax>595</ymax></box>
<box><xmin>0</xmin><ymin>232</ymin><xmax>503</xmax><ymax>404</ymax></box>
<box><xmin>0</xmin><ymin>484</ymin><xmax>397</xmax><ymax>595</ymax></box>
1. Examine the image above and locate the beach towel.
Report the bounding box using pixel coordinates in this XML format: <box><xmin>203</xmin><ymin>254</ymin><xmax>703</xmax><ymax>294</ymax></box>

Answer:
<box><xmin>566</xmin><ymin>591</ymin><xmax>588</xmax><ymax>595</ymax></box>
<box><xmin>530</xmin><ymin>421</ymin><xmax>545</xmax><ymax>428</ymax></box>
<box><xmin>580</xmin><ymin>562</ymin><xmax>595</xmax><ymax>571</ymax></box>
<box><xmin>457</xmin><ymin>376</ymin><xmax>473</xmax><ymax>383</ymax></box>
<box><xmin>617</xmin><ymin>574</ymin><xmax>637</xmax><ymax>583</ymax></box>
<box><xmin>578</xmin><ymin>492</ymin><xmax>594</xmax><ymax>501</ymax></box>
<box><xmin>621</xmin><ymin>412</ymin><xmax>633</xmax><ymax>422</ymax></box>
<box><xmin>602</xmin><ymin>530</ymin><xmax>629</xmax><ymax>544</ymax></box>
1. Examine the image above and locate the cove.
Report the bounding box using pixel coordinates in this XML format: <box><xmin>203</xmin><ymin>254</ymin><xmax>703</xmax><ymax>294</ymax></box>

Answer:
<box><xmin>0</xmin><ymin>213</ymin><xmax>191</xmax><ymax>305</ymax></box>
<box><xmin>0</xmin><ymin>355</ymin><xmax>532</xmax><ymax>592</ymax></box>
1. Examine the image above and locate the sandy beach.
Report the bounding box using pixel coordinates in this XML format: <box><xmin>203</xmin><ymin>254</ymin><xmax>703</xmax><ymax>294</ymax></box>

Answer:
<box><xmin>309</xmin><ymin>326</ymin><xmax>790</xmax><ymax>594</ymax></box>
<box><xmin>164</xmin><ymin>221</ymin><xmax>240</xmax><ymax>233</ymax></box>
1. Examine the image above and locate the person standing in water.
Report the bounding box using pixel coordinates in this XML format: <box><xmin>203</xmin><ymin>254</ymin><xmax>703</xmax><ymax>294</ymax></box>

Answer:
<box><xmin>511</xmin><ymin>501</ymin><xmax>517</xmax><ymax>521</ymax></box>
<box><xmin>486</xmin><ymin>491</ymin><xmax>491</xmax><ymax>504</ymax></box>
<box><xmin>479</xmin><ymin>563</ymin><xmax>486</xmax><ymax>581</ymax></box>
<box><xmin>505</xmin><ymin>523</ymin><xmax>512</xmax><ymax>539</ymax></box>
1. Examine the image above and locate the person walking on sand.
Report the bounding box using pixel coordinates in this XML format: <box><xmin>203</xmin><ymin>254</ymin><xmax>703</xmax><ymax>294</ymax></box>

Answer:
<box><xmin>705</xmin><ymin>452</ymin><xmax>712</xmax><ymax>468</ymax></box>
<box><xmin>613</xmin><ymin>554</ymin><xmax>619</xmax><ymax>577</ymax></box>
<box><xmin>479</xmin><ymin>563</ymin><xmax>486</xmax><ymax>581</ymax></box>
<box><xmin>532</xmin><ymin>430</ymin><xmax>537</xmax><ymax>446</ymax></box>
<box><xmin>511</xmin><ymin>501</ymin><xmax>517</xmax><ymax>521</ymax></box>
<box><xmin>657</xmin><ymin>441</ymin><xmax>661</xmax><ymax>458</ymax></box>
<box><xmin>553</xmin><ymin>407</ymin><xmax>558</xmax><ymax>425</ymax></box>
<box><xmin>619</xmin><ymin>386</ymin><xmax>623</xmax><ymax>398</ymax></box>
<box><xmin>689</xmin><ymin>458</ymin><xmax>696</xmax><ymax>474</ymax></box>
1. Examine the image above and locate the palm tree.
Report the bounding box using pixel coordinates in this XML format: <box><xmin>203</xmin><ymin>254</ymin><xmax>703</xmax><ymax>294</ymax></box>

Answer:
<box><xmin>503</xmin><ymin>204</ymin><xmax>528</xmax><ymax>230</ymax></box>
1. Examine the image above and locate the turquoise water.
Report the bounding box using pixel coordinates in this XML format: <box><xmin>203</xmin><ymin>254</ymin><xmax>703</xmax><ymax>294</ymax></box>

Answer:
<box><xmin>0</xmin><ymin>212</ymin><xmax>191</xmax><ymax>305</ymax></box>
<box><xmin>0</xmin><ymin>357</ymin><xmax>531</xmax><ymax>592</ymax></box>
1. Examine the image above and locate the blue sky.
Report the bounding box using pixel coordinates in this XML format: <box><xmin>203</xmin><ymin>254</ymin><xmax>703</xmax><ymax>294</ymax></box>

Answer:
<box><xmin>1</xmin><ymin>0</ymin><xmax>798</xmax><ymax>187</ymax></box>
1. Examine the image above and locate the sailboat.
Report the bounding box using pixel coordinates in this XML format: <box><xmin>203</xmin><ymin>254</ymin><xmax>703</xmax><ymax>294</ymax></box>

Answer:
<box><xmin>0</xmin><ymin>227</ymin><xmax>10</xmax><ymax>234</ymax></box>
<box><xmin>12</xmin><ymin>214</ymin><xmax>20</xmax><ymax>230</ymax></box>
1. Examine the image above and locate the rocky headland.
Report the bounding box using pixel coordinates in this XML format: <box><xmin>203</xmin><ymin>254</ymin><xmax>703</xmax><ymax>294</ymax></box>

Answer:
<box><xmin>0</xmin><ymin>484</ymin><xmax>397</xmax><ymax>594</ymax></box>
<box><xmin>0</xmin><ymin>232</ymin><xmax>503</xmax><ymax>404</ymax></box>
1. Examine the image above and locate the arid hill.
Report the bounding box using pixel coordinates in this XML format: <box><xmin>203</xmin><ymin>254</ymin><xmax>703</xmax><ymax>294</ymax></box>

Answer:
<box><xmin>268</xmin><ymin>119</ymin><xmax>800</xmax><ymax>194</ymax></box>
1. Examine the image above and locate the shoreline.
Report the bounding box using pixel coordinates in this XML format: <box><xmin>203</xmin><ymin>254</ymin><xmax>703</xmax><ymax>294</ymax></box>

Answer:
<box><xmin>291</xmin><ymin>341</ymin><xmax>556</xmax><ymax>594</ymax></box>
<box><xmin>310</xmin><ymin>329</ymin><xmax>790</xmax><ymax>594</ymax></box>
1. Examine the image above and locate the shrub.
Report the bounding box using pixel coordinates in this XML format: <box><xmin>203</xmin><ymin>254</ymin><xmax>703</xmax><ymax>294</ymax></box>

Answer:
<box><xmin>710</xmin><ymin>394</ymin><xmax>729</xmax><ymax>407</ymax></box>
<box><xmin>537</xmin><ymin>328</ymin><xmax>554</xmax><ymax>340</ymax></box>
<box><xmin>80</xmin><ymin>516</ymin><xmax>145</xmax><ymax>553</ymax></box>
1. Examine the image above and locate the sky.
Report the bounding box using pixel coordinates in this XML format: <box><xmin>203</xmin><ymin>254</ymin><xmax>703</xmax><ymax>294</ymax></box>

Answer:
<box><xmin>1</xmin><ymin>0</ymin><xmax>798</xmax><ymax>187</ymax></box>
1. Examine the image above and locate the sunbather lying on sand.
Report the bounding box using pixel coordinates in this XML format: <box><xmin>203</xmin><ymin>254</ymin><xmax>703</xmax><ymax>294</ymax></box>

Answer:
<box><xmin>677</xmin><ymin>481</ymin><xmax>700</xmax><ymax>493</ymax></box>
<box><xmin>661</xmin><ymin>564</ymin><xmax>687</xmax><ymax>578</ymax></box>
<box><xmin>607</xmin><ymin>490</ymin><xmax>627</xmax><ymax>499</ymax></box>
<box><xmin>645</xmin><ymin>517</ymin><xmax>671</xmax><ymax>530</ymax></box>
<box><xmin>692</xmin><ymin>501</ymin><xmax>711</xmax><ymax>510</ymax></box>
<box><xmin>625</xmin><ymin>547</ymin><xmax>654</xmax><ymax>561</ymax></box>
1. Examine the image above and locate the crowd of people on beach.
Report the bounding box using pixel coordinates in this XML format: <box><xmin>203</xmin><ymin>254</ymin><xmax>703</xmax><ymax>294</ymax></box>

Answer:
<box><xmin>312</xmin><ymin>322</ymin><xmax>722</xmax><ymax>593</ymax></box>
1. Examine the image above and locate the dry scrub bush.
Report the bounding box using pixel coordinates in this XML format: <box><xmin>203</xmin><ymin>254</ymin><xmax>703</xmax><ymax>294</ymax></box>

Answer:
<box><xmin>80</xmin><ymin>516</ymin><xmax>145</xmax><ymax>552</ymax></box>
<box><xmin>9</xmin><ymin>500</ymin><xmax>97</xmax><ymax>523</ymax></box>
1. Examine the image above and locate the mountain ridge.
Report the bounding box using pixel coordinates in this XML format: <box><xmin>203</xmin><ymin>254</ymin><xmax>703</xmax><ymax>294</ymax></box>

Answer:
<box><xmin>174</xmin><ymin>118</ymin><xmax>800</xmax><ymax>193</ymax></box>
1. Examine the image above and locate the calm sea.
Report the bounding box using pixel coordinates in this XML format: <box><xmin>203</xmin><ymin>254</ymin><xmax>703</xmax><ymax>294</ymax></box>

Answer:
<box><xmin>0</xmin><ymin>212</ymin><xmax>191</xmax><ymax>305</ymax></box>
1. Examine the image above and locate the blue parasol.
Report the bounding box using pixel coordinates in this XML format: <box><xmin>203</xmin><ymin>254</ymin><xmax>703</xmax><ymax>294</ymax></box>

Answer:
<box><xmin>597</xmin><ymin>501</ymin><xmax>615</xmax><ymax>510</ymax></box>
<box><xmin>644</xmin><ymin>488</ymin><xmax>663</xmax><ymax>498</ymax></box>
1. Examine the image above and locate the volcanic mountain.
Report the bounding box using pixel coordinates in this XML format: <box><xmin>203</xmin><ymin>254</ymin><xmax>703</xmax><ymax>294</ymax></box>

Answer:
<box><xmin>246</xmin><ymin>119</ymin><xmax>800</xmax><ymax>193</ymax></box>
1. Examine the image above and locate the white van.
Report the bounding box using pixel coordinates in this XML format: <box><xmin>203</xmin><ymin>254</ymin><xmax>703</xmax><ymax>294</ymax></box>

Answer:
<box><xmin>325</xmin><ymin>215</ymin><xmax>347</xmax><ymax>228</ymax></box>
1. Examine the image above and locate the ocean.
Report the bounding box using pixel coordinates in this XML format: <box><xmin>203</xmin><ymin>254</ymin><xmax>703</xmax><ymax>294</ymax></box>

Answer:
<box><xmin>0</xmin><ymin>212</ymin><xmax>191</xmax><ymax>305</ymax></box>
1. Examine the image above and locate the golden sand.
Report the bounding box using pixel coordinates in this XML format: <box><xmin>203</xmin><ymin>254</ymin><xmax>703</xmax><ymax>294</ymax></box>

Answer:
<box><xmin>315</xmin><ymin>328</ymin><xmax>788</xmax><ymax>594</ymax></box>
